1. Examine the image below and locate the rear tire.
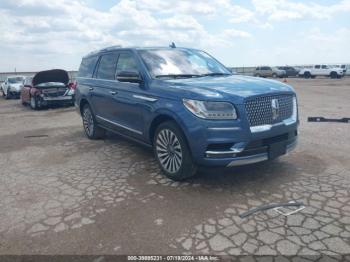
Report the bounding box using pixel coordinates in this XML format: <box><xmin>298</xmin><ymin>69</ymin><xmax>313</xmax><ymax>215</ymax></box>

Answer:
<box><xmin>82</xmin><ymin>104</ymin><xmax>105</xmax><ymax>139</ymax></box>
<box><xmin>153</xmin><ymin>121</ymin><xmax>197</xmax><ymax>181</ymax></box>
<box><xmin>304</xmin><ymin>72</ymin><xmax>311</xmax><ymax>79</ymax></box>
<box><xmin>330</xmin><ymin>72</ymin><xmax>338</xmax><ymax>79</ymax></box>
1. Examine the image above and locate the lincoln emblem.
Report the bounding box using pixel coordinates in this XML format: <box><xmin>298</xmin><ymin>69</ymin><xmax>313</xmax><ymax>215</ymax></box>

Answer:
<box><xmin>271</xmin><ymin>99</ymin><xmax>280</xmax><ymax>120</ymax></box>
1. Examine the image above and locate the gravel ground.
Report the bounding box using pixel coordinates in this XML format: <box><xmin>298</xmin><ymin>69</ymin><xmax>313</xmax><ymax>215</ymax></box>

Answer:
<box><xmin>0</xmin><ymin>78</ymin><xmax>349</xmax><ymax>260</ymax></box>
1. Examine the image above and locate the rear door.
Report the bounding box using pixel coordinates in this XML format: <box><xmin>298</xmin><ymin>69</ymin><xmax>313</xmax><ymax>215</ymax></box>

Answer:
<box><xmin>90</xmin><ymin>52</ymin><xmax>119</xmax><ymax>123</ymax></box>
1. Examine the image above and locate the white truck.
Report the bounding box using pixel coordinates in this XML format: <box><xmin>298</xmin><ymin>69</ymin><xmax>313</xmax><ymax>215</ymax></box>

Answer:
<box><xmin>299</xmin><ymin>64</ymin><xmax>344</xmax><ymax>79</ymax></box>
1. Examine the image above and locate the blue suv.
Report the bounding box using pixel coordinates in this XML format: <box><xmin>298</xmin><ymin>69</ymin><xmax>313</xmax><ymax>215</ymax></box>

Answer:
<box><xmin>76</xmin><ymin>46</ymin><xmax>298</xmax><ymax>180</ymax></box>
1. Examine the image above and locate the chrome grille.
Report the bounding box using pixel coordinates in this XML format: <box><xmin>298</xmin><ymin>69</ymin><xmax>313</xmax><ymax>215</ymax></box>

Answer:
<box><xmin>42</xmin><ymin>88</ymin><xmax>67</xmax><ymax>98</ymax></box>
<box><xmin>245</xmin><ymin>94</ymin><xmax>294</xmax><ymax>127</ymax></box>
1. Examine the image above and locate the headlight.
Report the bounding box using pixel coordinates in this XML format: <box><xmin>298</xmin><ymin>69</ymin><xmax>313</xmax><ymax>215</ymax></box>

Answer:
<box><xmin>183</xmin><ymin>99</ymin><xmax>237</xmax><ymax>120</ymax></box>
<box><xmin>291</xmin><ymin>96</ymin><xmax>297</xmax><ymax>121</ymax></box>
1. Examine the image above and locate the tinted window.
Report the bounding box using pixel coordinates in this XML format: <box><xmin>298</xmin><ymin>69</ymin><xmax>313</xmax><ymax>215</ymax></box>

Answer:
<box><xmin>256</xmin><ymin>67</ymin><xmax>260</xmax><ymax>70</ymax></box>
<box><xmin>78</xmin><ymin>56</ymin><xmax>99</xmax><ymax>78</ymax></box>
<box><xmin>315</xmin><ymin>65</ymin><xmax>320</xmax><ymax>69</ymax></box>
<box><xmin>261</xmin><ymin>66</ymin><xmax>270</xmax><ymax>70</ymax></box>
<box><xmin>96</xmin><ymin>53</ymin><xmax>119</xmax><ymax>80</ymax></box>
<box><xmin>116</xmin><ymin>53</ymin><xmax>138</xmax><ymax>73</ymax></box>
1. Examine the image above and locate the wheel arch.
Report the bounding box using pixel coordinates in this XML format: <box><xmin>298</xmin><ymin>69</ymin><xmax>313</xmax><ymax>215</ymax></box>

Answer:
<box><xmin>148</xmin><ymin>110</ymin><xmax>190</xmax><ymax>148</ymax></box>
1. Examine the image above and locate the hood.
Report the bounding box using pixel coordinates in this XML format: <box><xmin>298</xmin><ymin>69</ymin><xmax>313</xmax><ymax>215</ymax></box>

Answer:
<box><xmin>9</xmin><ymin>83</ymin><xmax>23</xmax><ymax>90</ymax></box>
<box><xmin>161</xmin><ymin>75</ymin><xmax>294</xmax><ymax>102</ymax></box>
<box><xmin>33</xmin><ymin>69</ymin><xmax>69</xmax><ymax>86</ymax></box>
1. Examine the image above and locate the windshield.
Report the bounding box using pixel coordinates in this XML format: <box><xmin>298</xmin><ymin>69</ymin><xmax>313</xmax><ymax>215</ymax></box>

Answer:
<box><xmin>8</xmin><ymin>77</ymin><xmax>24</xmax><ymax>83</ymax></box>
<box><xmin>138</xmin><ymin>49</ymin><xmax>231</xmax><ymax>78</ymax></box>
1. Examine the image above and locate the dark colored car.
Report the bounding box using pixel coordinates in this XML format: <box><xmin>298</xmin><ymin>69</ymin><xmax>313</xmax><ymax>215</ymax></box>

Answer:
<box><xmin>277</xmin><ymin>66</ymin><xmax>299</xmax><ymax>77</ymax></box>
<box><xmin>76</xmin><ymin>46</ymin><xmax>298</xmax><ymax>180</ymax></box>
<box><xmin>21</xmin><ymin>69</ymin><xmax>75</xmax><ymax>110</ymax></box>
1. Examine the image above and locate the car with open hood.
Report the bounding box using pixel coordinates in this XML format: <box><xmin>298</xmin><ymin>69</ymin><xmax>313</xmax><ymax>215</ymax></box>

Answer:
<box><xmin>21</xmin><ymin>69</ymin><xmax>75</xmax><ymax>109</ymax></box>
<box><xmin>1</xmin><ymin>76</ymin><xmax>25</xmax><ymax>99</ymax></box>
<box><xmin>76</xmin><ymin>46</ymin><xmax>298</xmax><ymax>180</ymax></box>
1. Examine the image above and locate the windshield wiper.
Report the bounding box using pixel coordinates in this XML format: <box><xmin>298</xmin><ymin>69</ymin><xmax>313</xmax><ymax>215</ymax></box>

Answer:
<box><xmin>200</xmin><ymin>73</ymin><xmax>232</xmax><ymax>77</ymax></box>
<box><xmin>155</xmin><ymin>74</ymin><xmax>201</xmax><ymax>79</ymax></box>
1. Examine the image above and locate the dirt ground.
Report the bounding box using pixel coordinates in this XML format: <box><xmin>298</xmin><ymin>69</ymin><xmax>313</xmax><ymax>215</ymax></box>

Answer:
<box><xmin>0</xmin><ymin>77</ymin><xmax>349</xmax><ymax>260</ymax></box>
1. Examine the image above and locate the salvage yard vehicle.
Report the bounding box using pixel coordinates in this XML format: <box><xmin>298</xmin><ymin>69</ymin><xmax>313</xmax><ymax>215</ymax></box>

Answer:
<box><xmin>277</xmin><ymin>66</ymin><xmax>299</xmax><ymax>77</ymax></box>
<box><xmin>299</xmin><ymin>64</ymin><xmax>344</xmax><ymax>79</ymax></box>
<box><xmin>76</xmin><ymin>46</ymin><xmax>298</xmax><ymax>180</ymax></box>
<box><xmin>254</xmin><ymin>66</ymin><xmax>286</xmax><ymax>78</ymax></box>
<box><xmin>1</xmin><ymin>76</ymin><xmax>25</xmax><ymax>99</ymax></box>
<box><xmin>21</xmin><ymin>69</ymin><xmax>75</xmax><ymax>110</ymax></box>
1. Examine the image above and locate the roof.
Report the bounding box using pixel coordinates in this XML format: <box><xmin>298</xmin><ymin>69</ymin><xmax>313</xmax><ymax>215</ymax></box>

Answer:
<box><xmin>83</xmin><ymin>45</ymin><xmax>196</xmax><ymax>58</ymax></box>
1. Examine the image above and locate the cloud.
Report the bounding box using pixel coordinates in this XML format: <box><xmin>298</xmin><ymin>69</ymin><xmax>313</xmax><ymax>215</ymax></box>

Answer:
<box><xmin>0</xmin><ymin>0</ymin><xmax>254</xmax><ymax>71</ymax></box>
<box><xmin>0</xmin><ymin>0</ymin><xmax>349</xmax><ymax>71</ymax></box>
<box><xmin>252</xmin><ymin>0</ymin><xmax>350</xmax><ymax>21</ymax></box>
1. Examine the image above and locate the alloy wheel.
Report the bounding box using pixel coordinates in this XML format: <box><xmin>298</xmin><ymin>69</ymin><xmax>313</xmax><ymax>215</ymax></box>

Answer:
<box><xmin>156</xmin><ymin>129</ymin><xmax>183</xmax><ymax>174</ymax></box>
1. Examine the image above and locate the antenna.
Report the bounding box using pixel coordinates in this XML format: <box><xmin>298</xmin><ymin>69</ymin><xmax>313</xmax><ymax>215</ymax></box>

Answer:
<box><xmin>169</xmin><ymin>42</ymin><xmax>176</xmax><ymax>48</ymax></box>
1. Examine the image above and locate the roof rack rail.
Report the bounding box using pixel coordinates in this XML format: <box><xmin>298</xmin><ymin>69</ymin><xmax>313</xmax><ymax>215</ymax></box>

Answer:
<box><xmin>100</xmin><ymin>45</ymin><xmax>122</xmax><ymax>52</ymax></box>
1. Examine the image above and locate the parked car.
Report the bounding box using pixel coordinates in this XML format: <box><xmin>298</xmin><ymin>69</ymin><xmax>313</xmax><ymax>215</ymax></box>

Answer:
<box><xmin>1</xmin><ymin>76</ymin><xmax>25</xmax><ymax>99</ymax></box>
<box><xmin>298</xmin><ymin>64</ymin><xmax>344</xmax><ymax>79</ymax></box>
<box><xmin>254</xmin><ymin>66</ymin><xmax>286</xmax><ymax>78</ymax></box>
<box><xmin>332</xmin><ymin>64</ymin><xmax>347</xmax><ymax>74</ymax></box>
<box><xmin>277</xmin><ymin>66</ymin><xmax>299</xmax><ymax>77</ymax></box>
<box><xmin>76</xmin><ymin>46</ymin><xmax>298</xmax><ymax>180</ymax></box>
<box><xmin>21</xmin><ymin>69</ymin><xmax>75</xmax><ymax>109</ymax></box>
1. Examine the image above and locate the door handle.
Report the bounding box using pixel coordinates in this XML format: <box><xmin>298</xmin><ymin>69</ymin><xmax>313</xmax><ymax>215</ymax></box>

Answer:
<box><xmin>109</xmin><ymin>91</ymin><xmax>117</xmax><ymax>95</ymax></box>
<box><xmin>89</xmin><ymin>87</ymin><xmax>94</xmax><ymax>91</ymax></box>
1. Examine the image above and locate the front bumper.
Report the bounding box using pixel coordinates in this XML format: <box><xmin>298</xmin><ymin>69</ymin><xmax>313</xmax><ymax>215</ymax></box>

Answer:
<box><xmin>42</xmin><ymin>96</ymin><xmax>73</xmax><ymax>102</ymax></box>
<box><xmin>226</xmin><ymin>139</ymin><xmax>297</xmax><ymax>167</ymax></box>
<box><xmin>8</xmin><ymin>90</ymin><xmax>21</xmax><ymax>97</ymax></box>
<box><xmin>180</xmin><ymin>103</ymin><xmax>298</xmax><ymax>167</ymax></box>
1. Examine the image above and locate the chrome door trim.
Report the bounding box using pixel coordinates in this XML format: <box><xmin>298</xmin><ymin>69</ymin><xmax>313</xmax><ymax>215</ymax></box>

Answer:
<box><xmin>132</xmin><ymin>95</ymin><xmax>158</xmax><ymax>102</ymax></box>
<box><xmin>96</xmin><ymin>115</ymin><xmax>143</xmax><ymax>135</ymax></box>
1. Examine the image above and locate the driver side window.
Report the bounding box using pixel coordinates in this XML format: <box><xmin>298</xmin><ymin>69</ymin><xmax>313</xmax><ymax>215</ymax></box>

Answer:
<box><xmin>116</xmin><ymin>53</ymin><xmax>138</xmax><ymax>74</ymax></box>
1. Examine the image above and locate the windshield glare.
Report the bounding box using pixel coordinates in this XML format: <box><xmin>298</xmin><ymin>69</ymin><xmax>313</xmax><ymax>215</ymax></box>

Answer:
<box><xmin>139</xmin><ymin>49</ymin><xmax>230</xmax><ymax>78</ymax></box>
<box><xmin>8</xmin><ymin>77</ymin><xmax>24</xmax><ymax>83</ymax></box>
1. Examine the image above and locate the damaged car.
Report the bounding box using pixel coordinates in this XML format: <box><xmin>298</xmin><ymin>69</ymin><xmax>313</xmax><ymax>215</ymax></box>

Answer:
<box><xmin>21</xmin><ymin>69</ymin><xmax>75</xmax><ymax>110</ymax></box>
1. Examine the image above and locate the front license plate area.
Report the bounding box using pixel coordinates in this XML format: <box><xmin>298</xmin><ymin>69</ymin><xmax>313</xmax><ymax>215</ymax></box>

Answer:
<box><xmin>269</xmin><ymin>141</ymin><xmax>287</xmax><ymax>159</ymax></box>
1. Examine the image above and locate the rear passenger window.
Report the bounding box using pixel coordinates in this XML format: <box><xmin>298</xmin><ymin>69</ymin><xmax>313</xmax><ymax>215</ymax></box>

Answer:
<box><xmin>96</xmin><ymin>53</ymin><xmax>119</xmax><ymax>80</ymax></box>
<box><xmin>116</xmin><ymin>53</ymin><xmax>138</xmax><ymax>73</ymax></box>
<box><xmin>78</xmin><ymin>56</ymin><xmax>99</xmax><ymax>78</ymax></box>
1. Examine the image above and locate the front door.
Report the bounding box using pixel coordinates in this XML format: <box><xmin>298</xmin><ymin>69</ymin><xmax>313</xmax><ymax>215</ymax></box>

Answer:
<box><xmin>108</xmin><ymin>51</ymin><xmax>146</xmax><ymax>138</ymax></box>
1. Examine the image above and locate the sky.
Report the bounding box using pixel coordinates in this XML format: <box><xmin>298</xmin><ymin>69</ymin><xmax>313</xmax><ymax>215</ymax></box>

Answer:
<box><xmin>0</xmin><ymin>0</ymin><xmax>349</xmax><ymax>72</ymax></box>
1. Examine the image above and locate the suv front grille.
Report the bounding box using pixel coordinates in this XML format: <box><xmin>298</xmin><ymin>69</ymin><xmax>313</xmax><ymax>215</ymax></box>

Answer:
<box><xmin>42</xmin><ymin>88</ymin><xmax>67</xmax><ymax>97</ymax></box>
<box><xmin>245</xmin><ymin>94</ymin><xmax>294</xmax><ymax>127</ymax></box>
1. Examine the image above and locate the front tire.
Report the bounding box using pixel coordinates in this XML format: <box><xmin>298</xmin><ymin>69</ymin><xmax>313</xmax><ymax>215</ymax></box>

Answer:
<box><xmin>30</xmin><ymin>96</ymin><xmax>38</xmax><ymax>110</ymax></box>
<box><xmin>5</xmin><ymin>89</ymin><xmax>11</xmax><ymax>100</ymax></box>
<box><xmin>82</xmin><ymin>104</ymin><xmax>105</xmax><ymax>139</ymax></box>
<box><xmin>154</xmin><ymin>121</ymin><xmax>197</xmax><ymax>181</ymax></box>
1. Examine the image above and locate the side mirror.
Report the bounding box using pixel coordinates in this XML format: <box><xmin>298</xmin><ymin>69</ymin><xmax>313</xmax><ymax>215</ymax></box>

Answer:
<box><xmin>116</xmin><ymin>71</ymin><xmax>142</xmax><ymax>83</ymax></box>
